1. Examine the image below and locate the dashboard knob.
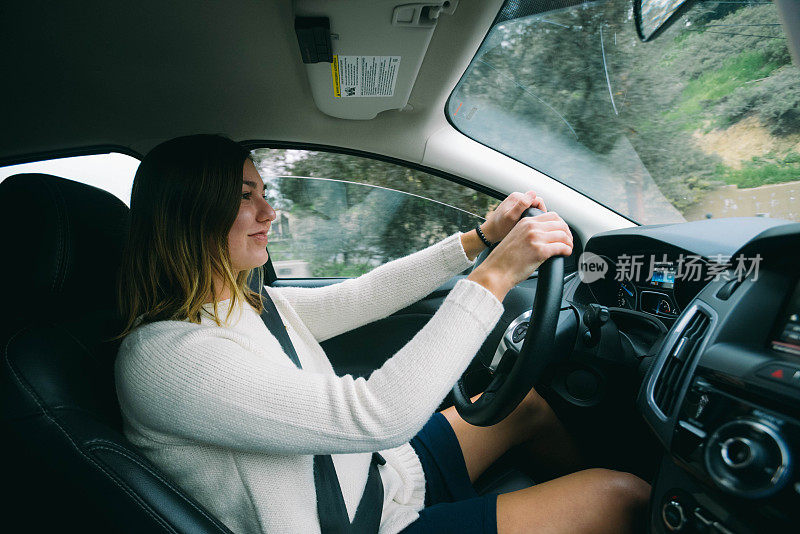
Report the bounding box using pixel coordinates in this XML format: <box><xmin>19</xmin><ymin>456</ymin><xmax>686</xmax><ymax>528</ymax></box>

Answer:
<box><xmin>583</xmin><ymin>303</ymin><xmax>609</xmax><ymax>328</ymax></box>
<box><xmin>662</xmin><ymin>500</ymin><xmax>687</xmax><ymax>531</ymax></box>
<box><xmin>720</xmin><ymin>437</ymin><xmax>758</xmax><ymax>469</ymax></box>
<box><xmin>582</xmin><ymin>304</ymin><xmax>609</xmax><ymax>347</ymax></box>
<box><xmin>705</xmin><ymin>419</ymin><xmax>792</xmax><ymax>498</ymax></box>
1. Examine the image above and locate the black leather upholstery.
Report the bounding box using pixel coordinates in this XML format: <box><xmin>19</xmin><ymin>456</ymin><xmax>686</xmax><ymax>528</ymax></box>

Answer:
<box><xmin>0</xmin><ymin>174</ymin><xmax>232</xmax><ymax>533</ymax></box>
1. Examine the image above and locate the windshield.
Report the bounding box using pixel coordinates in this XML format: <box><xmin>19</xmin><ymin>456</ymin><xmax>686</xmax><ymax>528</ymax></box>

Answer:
<box><xmin>449</xmin><ymin>0</ymin><xmax>800</xmax><ymax>224</ymax></box>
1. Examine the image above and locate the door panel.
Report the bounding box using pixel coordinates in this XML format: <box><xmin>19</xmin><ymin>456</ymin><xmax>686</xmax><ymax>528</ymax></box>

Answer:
<box><xmin>320</xmin><ymin>314</ymin><xmax>434</xmax><ymax>378</ymax></box>
<box><xmin>272</xmin><ymin>276</ymin><xmax>463</xmax><ymax>377</ymax></box>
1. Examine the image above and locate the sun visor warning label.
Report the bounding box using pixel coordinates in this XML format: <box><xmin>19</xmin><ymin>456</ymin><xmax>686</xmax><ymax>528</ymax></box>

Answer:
<box><xmin>332</xmin><ymin>56</ymin><xmax>400</xmax><ymax>98</ymax></box>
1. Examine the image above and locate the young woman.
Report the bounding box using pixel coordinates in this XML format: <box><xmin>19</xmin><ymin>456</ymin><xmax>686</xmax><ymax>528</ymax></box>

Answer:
<box><xmin>115</xmin><ymin>134</ymin><xmax>649</xmax><ymax>534</ymax></box>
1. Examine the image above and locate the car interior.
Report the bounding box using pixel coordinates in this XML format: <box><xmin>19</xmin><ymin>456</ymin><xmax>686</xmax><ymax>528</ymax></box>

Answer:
<box><xmin>2</xmin><ymin>1</ymin><xmax>800</xmax><ymax>533</ymax></box>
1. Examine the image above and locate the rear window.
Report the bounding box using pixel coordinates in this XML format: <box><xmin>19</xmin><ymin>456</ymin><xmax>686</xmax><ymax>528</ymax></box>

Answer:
<box><xmin>0</xmin><ymin>152</ymin><xmax>140</xmax><ymax>206</ymax></box>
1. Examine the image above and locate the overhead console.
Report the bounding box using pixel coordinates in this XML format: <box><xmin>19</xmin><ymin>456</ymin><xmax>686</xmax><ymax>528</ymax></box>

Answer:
<box><xmin>636</xmin><ymin>222</ymin><xmax>800</xmax><ymax>533</ymax></box>
<box><xmin>294</xmin><ymin>0</ymin><xmax>458</xmax><ymax>119</ymax></box>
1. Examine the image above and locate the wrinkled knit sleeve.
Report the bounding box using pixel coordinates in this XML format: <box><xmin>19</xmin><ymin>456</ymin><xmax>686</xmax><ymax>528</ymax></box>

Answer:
<box><xmin>274</xmin><ymin>232</ymin><xmax>475</xmax><ymax>342</ymax></box>
<box><xmin>115</xmin><ymin>278</ymin><xmax>503</xmax><ymax>456</ymax></box>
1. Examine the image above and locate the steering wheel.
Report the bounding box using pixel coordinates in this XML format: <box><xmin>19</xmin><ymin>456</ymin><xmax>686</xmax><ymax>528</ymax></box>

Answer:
<box><xmin>453</xmin><ymin>207</ymin><xmax>565</xmax><ymax>426</ymax></box>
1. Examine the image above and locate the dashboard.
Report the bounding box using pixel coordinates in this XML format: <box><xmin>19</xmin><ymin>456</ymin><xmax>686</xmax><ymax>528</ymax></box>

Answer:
<box><xmin>476</xmin><ymin>215</ymin><xmax>800</xmax><ymax>534</ymax></box>
<box><xmin>580</xmin><ymin>217</ymin><xmax>800</xmax><ymax>534</ymax></box>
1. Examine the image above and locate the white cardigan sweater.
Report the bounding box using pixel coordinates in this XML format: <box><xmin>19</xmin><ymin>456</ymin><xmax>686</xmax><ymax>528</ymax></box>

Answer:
<box><xmin>115</xmin><ymin>232</ymin><xmax>504</xmax><ymax>533</ymax></box>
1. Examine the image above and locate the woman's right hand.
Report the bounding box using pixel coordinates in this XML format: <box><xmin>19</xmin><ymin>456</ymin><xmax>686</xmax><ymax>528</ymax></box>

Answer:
<box><xmin>466</xmin><ymin>211</ymin><xmax>573</xmax><ymax>302</ymax></box>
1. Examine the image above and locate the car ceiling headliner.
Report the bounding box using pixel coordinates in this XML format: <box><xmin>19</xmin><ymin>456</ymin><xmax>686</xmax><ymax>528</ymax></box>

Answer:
<box><xmin>0</xmin><ymin>0</ymin><xmax>503</xmax><ymax>166</ymax></box>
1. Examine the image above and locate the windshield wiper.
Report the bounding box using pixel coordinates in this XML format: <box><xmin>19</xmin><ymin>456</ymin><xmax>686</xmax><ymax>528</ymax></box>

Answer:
<box><xmin>600</xmin><ymin>27</ymin><xmax>619</xmax><ymax>116</ymax></box>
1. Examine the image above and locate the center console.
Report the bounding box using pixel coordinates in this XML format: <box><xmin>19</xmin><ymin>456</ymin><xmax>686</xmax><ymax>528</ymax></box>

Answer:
<box><xmin>663</xmin><ymin>378</ymin><xmax>799</xmax><ymax>532</ymax></box>
<box><xmin>639</xmin><ymin>268</ymin><xmax>800</xmax><ymax>533</ymax></box>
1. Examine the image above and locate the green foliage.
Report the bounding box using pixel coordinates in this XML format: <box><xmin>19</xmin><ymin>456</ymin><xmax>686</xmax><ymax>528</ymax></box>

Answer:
<box><xmin>678</xmin><ymin>50</ymin><xmax>783</xmax><ymax>119</ymax></box>
<box><xmin>716</xmin><ymin>153</ymin><xmax>800</xmax><ymax>188</ymax></box>
<box><xmin>655</xmin><ymin>4</ymin><xmax>795</xmax><ymax>138</ymax></box>
<box><xmin>718</xmin><ymin>67</ymin><xmax>800</xmax><ymax>135</ymax></box>
<box><xmin>665</xmin><ymin>4</ymin><xmax>789</xmax><ymax>81</ymax></box>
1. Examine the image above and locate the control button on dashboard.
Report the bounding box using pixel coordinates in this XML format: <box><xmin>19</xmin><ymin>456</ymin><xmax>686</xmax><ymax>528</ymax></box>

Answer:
<box><xmin>511</xmin><ymin>322</ymin><xmax>528</xmax><ymax>344</ymax></box>
<box><xmin>783</xmin><ymin>329</ymin><xmax>800</xmax><ymax>343</ymax></box>
<box><xmin>662</xmin><ymin>500</ymin><xmax>687</xmax><ymax>531</ymax></box>
<box><xmin>755</xmin><ymin>363</ymin><xmax>800</xmax><ymax>389</ymax></box>
<box><xmin>721</xmin><ymin>437</ymin><xmax>755</xmax><ymax>468</ymax></box>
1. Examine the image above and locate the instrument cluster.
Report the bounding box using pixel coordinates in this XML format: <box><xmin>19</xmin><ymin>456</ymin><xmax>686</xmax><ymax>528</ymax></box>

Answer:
<box><xmin>584</xmin><ymin>252</ymin><xmax>709</xmax><ymax>322</ymax></box>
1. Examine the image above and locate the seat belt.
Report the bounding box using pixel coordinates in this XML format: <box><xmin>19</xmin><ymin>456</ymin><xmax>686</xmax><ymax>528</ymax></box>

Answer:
<box><xmin>249</xmin><ymin>274</ymin><xmax>384</xmax><ymax>533</ymax></box>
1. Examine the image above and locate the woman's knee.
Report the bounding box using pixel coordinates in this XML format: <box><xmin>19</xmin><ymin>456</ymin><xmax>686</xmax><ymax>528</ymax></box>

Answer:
<box><xmin>583</xmin><ymin>468</ymin><xmax>651</xmax><ymax>513</ymax></box>
<box><xmin>514</xmin><ymin>388</ymin><xmax>551</xmax><ymax>428</ymax></box>
<box><xmin>551</xmin><ymin>468</ymin><xmax>649</xmax><ymax>532</ymax></box>
<box><xmin>496</xmin><ymin>468</ymin><xmax>650</xmax><ymax>534</ymax></box>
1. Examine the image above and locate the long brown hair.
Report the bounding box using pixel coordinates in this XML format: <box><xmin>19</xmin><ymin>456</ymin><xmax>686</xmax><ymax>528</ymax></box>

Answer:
<box><xmin>116</xmin><ymin>134</ymin><xmax>263</xmax><ymax>338</ymax></box>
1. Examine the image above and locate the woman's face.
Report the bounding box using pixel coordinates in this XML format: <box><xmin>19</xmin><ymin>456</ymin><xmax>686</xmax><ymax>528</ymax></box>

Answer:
<box><xmin>227</xmin><ymin>159</ymin><xmax>277</xmax><ymax>272</ymax></box>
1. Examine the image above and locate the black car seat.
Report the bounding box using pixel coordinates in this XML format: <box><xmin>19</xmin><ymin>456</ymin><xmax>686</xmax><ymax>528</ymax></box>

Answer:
<box><xmin>0</xmin><ymin>174</ymin><xmax>233</xmax><ymax>533</ymax></box>
<box><xmin>0</xmin><ymin>172</ymin><xmax>533</xmax><ymax>533</ymax></box>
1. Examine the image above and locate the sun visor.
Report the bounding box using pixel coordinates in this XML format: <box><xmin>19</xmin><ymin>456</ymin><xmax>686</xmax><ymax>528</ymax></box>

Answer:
<box><xmin>294</xmin><ymin>0</ymin><xmax>458</xmax><ymax>120</ymax></box>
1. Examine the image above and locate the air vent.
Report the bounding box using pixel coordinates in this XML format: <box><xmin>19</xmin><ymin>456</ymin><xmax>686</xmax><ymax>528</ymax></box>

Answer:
<box><xmin>653</xmin><ymin>310</ymin><xmax>710</xmax><ymax>416</ymax></box>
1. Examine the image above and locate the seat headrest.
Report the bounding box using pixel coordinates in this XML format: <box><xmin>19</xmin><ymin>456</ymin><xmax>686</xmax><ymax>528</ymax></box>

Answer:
<box><xmin>0</xmin><ymin>173</ymin><xmax>130</xmax><ymax>323</ymax></box>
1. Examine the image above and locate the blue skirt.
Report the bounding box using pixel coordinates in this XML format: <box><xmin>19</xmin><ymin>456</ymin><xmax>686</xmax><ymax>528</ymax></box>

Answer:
<box><xmin>399</xmin><ymin>412</ymin><xmax>498</xmax><ymax>534</ymax></box>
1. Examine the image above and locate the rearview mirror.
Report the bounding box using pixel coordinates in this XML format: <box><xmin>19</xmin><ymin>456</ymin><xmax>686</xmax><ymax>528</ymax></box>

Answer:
<box><xmin>634</xmin><ymin>0</ymin><xmax>697</xmax><ymax>42</ymax></box>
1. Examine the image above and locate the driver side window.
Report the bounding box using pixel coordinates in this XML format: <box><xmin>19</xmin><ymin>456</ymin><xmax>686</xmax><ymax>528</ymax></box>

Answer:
<box><xmin>250</xmin><ymin>148</ymin><xmax>499</xmax><ymax>278</ymax></box>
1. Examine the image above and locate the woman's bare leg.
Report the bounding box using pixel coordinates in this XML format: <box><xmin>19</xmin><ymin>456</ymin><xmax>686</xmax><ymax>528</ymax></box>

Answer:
<box><xmin>440</xmin><ymin>389</ymin><xmax>650</xmax><ymax>532</ymax></box>
<box><xmin>496</xmin><ymin>468</ymin><xmax>650</xmax><ymax>534</ymax></box>
<box><xmin>441</xmin><ymin>390</ymin><xmax>533</xmax><ymax>482</ymax></box>
<box><xmin>440</xmin><ymin>388</ymin><xmax>582</xmax><ymax>482</ymax></box>
<box><xmin>511</xmin><ymin>388</ymin><xmax>583</xmax><ymax>479</ymax></box>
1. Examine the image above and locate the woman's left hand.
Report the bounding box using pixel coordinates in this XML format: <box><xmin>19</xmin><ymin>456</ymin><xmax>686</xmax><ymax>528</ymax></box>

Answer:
<box><xmin>481</xmin><ymin>191</ymin><xmax>548</xmax><ymax>243</ymax></box>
